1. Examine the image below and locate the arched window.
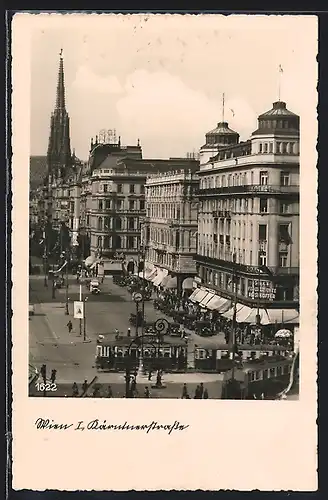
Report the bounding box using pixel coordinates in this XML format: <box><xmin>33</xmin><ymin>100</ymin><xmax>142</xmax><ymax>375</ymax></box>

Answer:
<box><xmin>97</xmin><ymin>236</ymin><xmax>102</xmax><ymax>248</ymax></box>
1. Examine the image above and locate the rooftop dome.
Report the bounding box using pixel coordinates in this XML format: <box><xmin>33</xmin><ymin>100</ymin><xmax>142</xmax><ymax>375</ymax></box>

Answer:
<box><xmin>258</xmin><ymin>101</ymin><xmax>298</xmax><ymax>118</ymax></box>
<box><xmin>202</xmin><ymin>121</ymin><xmax>240</xmax><ymax>149</ymax></box>
<box><xmin>252</xmin><ymin>101</ymin><xmax>300</xmax><ymax>136</ymax></box>
<box><xmin>206</xmin><ymin>121</ymin><xmax>239</xmax><ymax>135</ymax></box>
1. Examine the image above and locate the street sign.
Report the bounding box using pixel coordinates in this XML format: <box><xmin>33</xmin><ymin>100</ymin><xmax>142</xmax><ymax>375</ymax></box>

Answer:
<box><xmin>132</xmin><ymin>292</ymin><xmax>143</xmax><ymax>303</ymax></box>
<box><xmin>73</xmin><ymin>301</ymin><xmax>84</xmax><ymax>319</ymax></box>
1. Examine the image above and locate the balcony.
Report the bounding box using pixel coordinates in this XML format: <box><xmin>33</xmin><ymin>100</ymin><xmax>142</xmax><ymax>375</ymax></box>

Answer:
<box><xmin>212</xmin><ymin>210</ymin><xmax>231</xmax><ymax>219</ymax></box>
<box><xmin>268</xmin><ymin>266</ymin><xmax>299</xmax><ymax>276</ymax></box>
<box><xmin>197</xmin><ymin>184</ymin><xmax>299</xmax><ymax>196</ymax></box>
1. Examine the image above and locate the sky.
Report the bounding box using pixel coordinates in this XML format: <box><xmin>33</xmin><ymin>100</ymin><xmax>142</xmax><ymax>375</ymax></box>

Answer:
<box><xmin>29</xmin><ymin>14</ymin><xmax>317</xmax><ymax>161</ymax></box>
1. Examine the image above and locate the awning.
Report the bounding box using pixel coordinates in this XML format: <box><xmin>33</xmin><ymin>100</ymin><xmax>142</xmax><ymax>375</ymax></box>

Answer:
<box><xmin>216</xmin><ymin>298</ymin><xmax>232</xmax><ymax>313</ymax></box>
<box><xmin>192</xmin><ymin>288</ymin><xmax>209</xmax><ymax>303</ymax></box>
<box><xmin>199</xmin><ymin>292</ymin><xmax>216</xmax><ymax>307</ymax></box>
<box><xmin>266</xmin><ymin>309</ymin><xmax>299</xmax><ymax>324</ymax></box>
<box><xmin>153</xmin><ymin>268</ymin><xmax>169</xmax><ymax>286</ymax></box>
<box><xmin>206</xmin><ymin>295</ymin><xmax>223</xmax><ymax>310</ymax></box>
<box><xmin>182</xmin><ymin>277</ymin><xmax>194</xmax><ymax>290</ymax></box>
<box><xmin>241</xmin><ymin>308</ymin><xmax>271</xmax><ymax>325</ymax></box>
<box><xmin>162</xmin><ymin>276</ymin><xmax>177</xmax><ymax>289</ymax></box>
<box><xmin>222</xmin><ymin>303</ymin><xmax>245</xmax><ymax>320</ymax></box>
<box><xmin>189</xmin><ymin>288</ymin><xmax>201</xmax><ymax>302</ymax></box>
<box><xmin>103</xmin><ymin>260</ymin><xmax>123</xmax><ymax>272</ymax></box>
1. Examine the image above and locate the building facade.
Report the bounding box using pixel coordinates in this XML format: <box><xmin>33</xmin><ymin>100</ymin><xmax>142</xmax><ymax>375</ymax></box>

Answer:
<box><xmin>144</xmin><ymin>168</ymin><xmax>199</xmax><ymax>293</ymax></box>
<box><xmin>79</xmin><ymin>139</ymin><xmax>200</xmax><ymax>275</ymax></box>
<box><xmin>195</xmin><ymin>100</ymin><xmax>299</xmax><ymax>319</ymax></box>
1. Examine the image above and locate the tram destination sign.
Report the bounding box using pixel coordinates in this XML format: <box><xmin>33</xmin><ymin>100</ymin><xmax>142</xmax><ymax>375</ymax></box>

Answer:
<box><xmin>247</xmin><ymin>280</ymin><xmax>276</xmax><ymax>301</ymax></box>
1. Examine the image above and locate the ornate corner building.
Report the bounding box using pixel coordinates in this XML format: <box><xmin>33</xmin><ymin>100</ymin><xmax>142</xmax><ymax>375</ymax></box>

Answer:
<box><xmin>194</xmin><ymin>100</ymin><xmax>299</xmax><ymax>318</ymax></box>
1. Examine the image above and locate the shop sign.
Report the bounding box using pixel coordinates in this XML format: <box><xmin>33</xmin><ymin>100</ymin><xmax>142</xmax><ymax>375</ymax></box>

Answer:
<box><xmin>248</xmin><ymin>280</ymin><xmax>276</xmax><ymax>300</ymax></box>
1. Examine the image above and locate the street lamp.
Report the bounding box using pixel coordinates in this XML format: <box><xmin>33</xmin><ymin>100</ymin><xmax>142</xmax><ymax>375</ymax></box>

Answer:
<box><xmin>65</xmin><ymin>251</ymin><xmax>69</xmax><ymax>315</ymax></box>
<box><xmin>83</xmin><ymin>296</ymin><xmax>89</xmax><ymax>342</ymax></box>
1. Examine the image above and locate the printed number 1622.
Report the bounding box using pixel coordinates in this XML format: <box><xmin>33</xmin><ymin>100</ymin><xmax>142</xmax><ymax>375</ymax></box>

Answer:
<box><xmin>35</xmin><ymin>383</ymin><xmax>57</xmax><ymax>392</ymax></box>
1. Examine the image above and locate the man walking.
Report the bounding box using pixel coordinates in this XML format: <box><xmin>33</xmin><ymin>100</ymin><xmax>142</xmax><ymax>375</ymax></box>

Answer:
<box><xmin>67</xmin><ymin>320</ymin><xmax>73</xmax><ymax>334</ymax></box>
<box><xmin>50</xmin><ymin>369</ymin><xmax>57</xmax><ymax>384</ymax></box>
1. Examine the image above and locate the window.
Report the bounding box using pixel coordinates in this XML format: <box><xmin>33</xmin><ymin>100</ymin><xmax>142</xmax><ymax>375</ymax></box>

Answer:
<box><xmin>98</xmin><ymin>217</ymin><xmax>103</xmax><ymax>230</ymax></box>
<box><xmin>279</xmin><ymin>252</ymin><xmax>288</xmax><ymax>267</ymax></box>
<box><xmin>86</xmin><ymin>215</ymin><xmax>90</xmax><ymax>226</ymax></box>
<box><xmin>259</xmin><ymin>171</ymin><xmax>268</xmax><ymax>185</ymax></box>
<box><xmin>140</xmin><ymin>184</ymin><xmax>145</xmax><ymax>194</ymax></box>
<box><xmin>117</xmin><ymin>199</ymin><xmax>123</xmax><ymax>209</ymax></box>
<box><xmin>260</xmin><ymin>198</ymin><xmax>268</xmax><ymax>213</ymax></box>
<box><xmin>276</xmin><ymin>142</ymin><xmax>281</xmax><ymax>154</ymax></box>
<box><xmin>127</xmin><ymin>236</ymin><xmax>134</xmax><ymax>249</ymax></box>
<box><xmin>129</xmin><ymin>200</ymin><xmax>135</xmax><ymax>210</ymax></box>
<box><xmin>128</xmin><ymin>217</ymin><xmax>135</xmax><ymax>230</ymax></box>
<box><xmin>279</xmin><ymin>224</ymin><xmax>291</xmax><ymax>243</ymax></box>
<box><xmin>117</xmin><ymin>184</ymin><xmax>123</xmax><ymax>193</ymax></box>
<box><xmin>114</xmin><ymin>235</ymin><xmax>121</xmax><ymax>249</ymax></box>
<box><xmin>103</xmin><ymin>184</ymin><xmax>108</xmax><ymax>193</ymax></box>
<box><xmin>259</xmin><ymin>143</ymin><xmax>263</xmax><ymax>153</ymax></box>
<box><xmin>280</xmin><ymin>202</ymin><xmax>291</xmax><ymax>214</ymax></box>
<box><xmin>115</xmin><ymin>217</ymin><xmax>122</xmax><ymax>230</ymax></box>
<box><xmin>129</xmin><ymin>184</ymin><xmax>135</xmax><ymax>194</ymax></box>
<box><xmin>258</xmin><ymin>224</ymin><xmax>267</xmax><ymax>241</ymax></box>
<box><xmin>269</xmin><ymin>142</ymin><xmax>273</xmax><ymax>153</ymax></box>
<box><xmin>105</xmin><ymin>199</ymin><xmax>111</xmax><ymax>210</ymax></box>
<box><xmin>281</xmin><ymin>143</ymin><xmax>287</xmax><ymax>154</ymax></box>
<box><xmin>140</xmin><ymin>200</ymin><xmax>145</xmax><ymax>210</ymax></box>
<box><xmin>280</xmin><ymin>172</ymin><xmax>290</xmax><ymax>186</ymax></box>
<box><xmin>263</xmin><ymin>143</ymin><xmax>268</xmax><ymax>153</ymax></box>
<box><xmin>99</xmin><ymin>200</ymin><xmax>103</xmax><ymax>210</ymax></box>
<box><xmin>104</xmin><ymin>236</ymin><xmax>110</xmax><ymax>248</ymax></box>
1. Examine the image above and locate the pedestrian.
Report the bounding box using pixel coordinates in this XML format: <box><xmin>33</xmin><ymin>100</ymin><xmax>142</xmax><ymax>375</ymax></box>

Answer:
<box><xmin>144</xmin><ymin>386</ymin><xmax>150</xmax><ymax>398</ymax></box>
<box><xmin>115</xmin><ymin>328</ymin><xmax>119</xmax><ymax>339</ymax></box>
<box><xmin>199</xmin><ymin>382</ymin><xmax>204</xmax><ymax>398</ymax></box>
<box><xmin>82</xmin><ymin>379</ymin><xmax>88</xmax><ymax>394</ymax></box>
<box><xmin>72</xmin><ymin>382</ymin><xmax>79</xmax><ymax>397</ymax></box>
<box><xmin>182</xmin><ymin>383</ymin><xmax>188</xmax><ymax>399</ymax></box>
<box><xmin>50</xmin><ymin>369</ymin><xmax>57</xmax><ymax>384</ymax></box>
<box><xmin>40</xmin><ymin>364</ymin><xmax>47</xmax><ymax>383</ymax></box>
<box><xmin>148</xmin><ymin>369</ymin><xmax>152</xmax><ymax>381</ymax></box>
<box><xmin>203</xmin><ymin>388</ymin><xmax>209</xmax><ymax>399</ymax></box>
<box><xmin>130</xmin><ymin>376</ymin><xmax>137</xmax><ymax>396</ymax></box>
<box><xmin>156</xmin><ymin>370</ymin><xmax>162</xmax><ymax>388</ymax></box>
<box><xmin>127</xmin><ymin>327</ymin><xmax>131</xmax><ymax>337</ymax></box>
<box><xmin>67</xmin><ymin>320</ymin><xmax>73</xmax><ymax>333</ymax></box>
<box><xmin>194</xmin><ymin>385</ymin><xmax>201</xmax><ymax>399</ymax></box>
<box><xmin>107</xmin><ymin>385</ymin><xmax>113</xmax><ymax>398</ymax></box>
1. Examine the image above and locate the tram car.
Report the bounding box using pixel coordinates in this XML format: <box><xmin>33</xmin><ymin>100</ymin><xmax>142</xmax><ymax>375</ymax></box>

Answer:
<box><xmin>241</xmin><ymin>358</ymin><xmax>294</xmax><ymax>399</ymax></box>
<box><xmin>95</xmin><ymin>335</ymin><xmax>188</xmax><ymax>373</ymax></box>
<box><xmin>194</xmin><ymin>342</ymin><xmax>292</xmax><ymax>372</ymax></box>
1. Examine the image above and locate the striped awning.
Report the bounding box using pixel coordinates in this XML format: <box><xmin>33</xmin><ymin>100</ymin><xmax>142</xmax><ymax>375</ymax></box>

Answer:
<box><xmin>189</xmin><ymin>288</ymin><xmax>201</xmax><ymax>302</ymax></box>
<box><xmin>192</xmin><ymin>288</ymin><xmax>209</xmax><ymax>304</ymax></box>
<box><xmin>222</xmin><ymin>303</ymin><xmax>246</xmax><ymax>320</ymax></box>
<box><xmin>199</xmin><ymin>292</ymin><xmax>216</xmax><ymax>307</ymax></box>
<box><xmin>206</xmin><ymin>295</ymin><xmax>223</xmax><ymax>310</ymax></box>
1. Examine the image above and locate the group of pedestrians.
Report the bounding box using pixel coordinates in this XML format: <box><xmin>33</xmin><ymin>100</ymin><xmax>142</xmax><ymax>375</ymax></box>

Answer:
<box><xmin>71</xmin><ymin>380</ymin><xmax>114</xmax><ymax>398</ymax></box>
<box><xmin>40</xmin><ymin>364</ymin><xmax>57</xmax><ymax>384</ymax></box>
<box><xmin>181</xmin><ymin>382</ymin><xmax>209</xmax><ymax>399</ymax></box>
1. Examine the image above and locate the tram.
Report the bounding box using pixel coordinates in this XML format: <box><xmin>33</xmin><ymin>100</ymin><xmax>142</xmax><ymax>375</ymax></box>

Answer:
<box><xmin>194</xmin><ymin>342</ymin><xmax>292</xmax><ymax>372</ymax></box>
<box><xmin>241</xmin><ymin>358</ymin><xmax>293</xmax><ymax>399</ymax></box>
<box><xmin>95</xmin><ymin>335</ymin><xmax>188</xmax><ymax>373</ymax></box>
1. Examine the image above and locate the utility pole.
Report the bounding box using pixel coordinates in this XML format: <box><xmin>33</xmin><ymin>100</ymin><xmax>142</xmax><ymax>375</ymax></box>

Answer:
<box><xmin>79</xmin><ymin>284</ymin><xmax>82</xmax><ymax>336</ymax></box>
<box><xmin>65</xmin><ymin>251</ymin><xmax>69</xmax><ymax>315</ymax></box>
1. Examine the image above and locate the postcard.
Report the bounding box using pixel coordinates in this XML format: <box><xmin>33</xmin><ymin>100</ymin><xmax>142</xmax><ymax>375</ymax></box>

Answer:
<box><xmin>12</xmin><ymin>12</ymin><xmax>318</xmax><ymax>491</ymax></box>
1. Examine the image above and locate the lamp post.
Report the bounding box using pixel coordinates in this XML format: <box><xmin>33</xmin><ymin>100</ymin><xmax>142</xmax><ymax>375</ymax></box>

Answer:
<box><xmin>65</xmin><ymin>251</ymin><xmax>69</xmax><ymax>315</ymax></box>
<box><xmin>83</xmin><ymin>296</ymin><xmax>89</xmax><ymax>341</ymax></box>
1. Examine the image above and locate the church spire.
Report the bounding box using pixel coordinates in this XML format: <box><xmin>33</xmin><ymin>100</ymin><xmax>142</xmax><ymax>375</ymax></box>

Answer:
<box><xmin>47</xmin><ymin>50</ymin><xmax>72</xmax><ymax>179</ymax></box>
<box><xmin>55</xmin><ymin>49</ymin><xmax>66</xmax><ymax>110</ymax></box>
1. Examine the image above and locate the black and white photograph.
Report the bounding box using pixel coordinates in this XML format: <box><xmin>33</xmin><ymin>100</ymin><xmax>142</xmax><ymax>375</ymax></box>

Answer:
<box><xmin>11</xmin><ymin>12</ymin><xmax>318</xmax><ymax>492</ymax></box>
<box><xmin>25</xmin><ymin>14</ymin><xmax>314</xmax><ymax>401</ymax></box>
